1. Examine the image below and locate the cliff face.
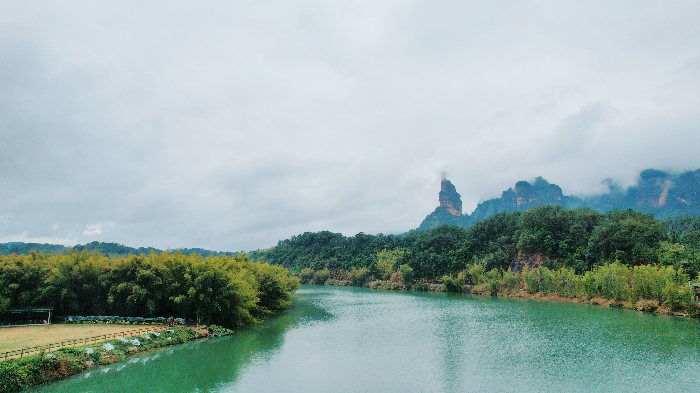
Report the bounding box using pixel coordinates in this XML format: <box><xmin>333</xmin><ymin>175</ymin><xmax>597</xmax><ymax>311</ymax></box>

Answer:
<box><xmin>469</xmin><ymin>177</ymin><xmax>564</xmax><ymax>222</ymax></box>
<box><xmin>514</xmin><ymin>177</ymin><xmax>563</xmax><ymax>209</ymax></box>
<box><xmin>439</xmin><ymin>177</ymin><xmax>462</xmax><ymax>216</ymax></box>
<box><xmin>417</xmin><ymin>175</ymin><xmax>468</xmax><ymax>231</ymax></box>
<box><xmin>583</xmin><ymin>168</ymin><xmax>700</xmax><ymax>218</ymax></box>
<box><xmin>415</xmin><ymin>168</ymin><xmax>700</xmax><ymax>232</ymax></box>
<box><xmin>635</xmin><ymin>169</ymin><xmax>673</xmax><ymax>209</ymax></box>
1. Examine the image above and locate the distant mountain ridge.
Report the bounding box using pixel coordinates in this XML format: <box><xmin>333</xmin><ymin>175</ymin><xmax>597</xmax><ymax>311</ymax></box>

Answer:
<box><xmin>5</xmin><ymin>168</ymin><xmax>700</xmax><ymax>255</ymax></box>
<box><xmin>0</xmin><ymin>240</ymin><xmax>238</xmax><ymax>257</ymax></box>
<box><xmin>418</xmin><ymin>168</ymin><xmax>700</xmax><ymax>231</ymax></box>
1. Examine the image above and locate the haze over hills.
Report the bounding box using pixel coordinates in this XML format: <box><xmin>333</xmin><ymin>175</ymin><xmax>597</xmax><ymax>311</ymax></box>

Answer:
<box><xmin>418</xmin><ymin>168</ymin><xmax>700</xmax><ymax>231</ymax></box>
<box><xmin>0</xmin><ymin>241</ymin><xmax>239</xmax><ymax>258</ymax></box>
<box><xmin>4</xmin><ymin>168</ymin><xmax>700</xmax><ymax>256</ymax></box>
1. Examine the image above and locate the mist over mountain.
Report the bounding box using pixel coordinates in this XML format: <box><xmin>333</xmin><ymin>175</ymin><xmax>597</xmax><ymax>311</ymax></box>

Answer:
<box><xmin>4</xmin><ymin>168</ymin><xmax>700</xmax><ymax>255</ymax></box>
<box><xmin>418</xmin><ymin>168</ymin><xmax>700</xmax><ymax>231</ymax></box>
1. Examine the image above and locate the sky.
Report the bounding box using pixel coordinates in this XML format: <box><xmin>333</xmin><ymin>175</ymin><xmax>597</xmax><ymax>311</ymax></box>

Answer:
<box><xmin>2</xmin><ymin>1</ymin><xmax>700</xmax><ymax>252</ymax></box>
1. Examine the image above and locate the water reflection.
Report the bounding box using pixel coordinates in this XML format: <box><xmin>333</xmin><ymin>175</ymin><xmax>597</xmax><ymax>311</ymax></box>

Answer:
<box><xmin>30</xmin><ymin>293</ymin><xmax>331</xmax><ymax>393</ymax></box>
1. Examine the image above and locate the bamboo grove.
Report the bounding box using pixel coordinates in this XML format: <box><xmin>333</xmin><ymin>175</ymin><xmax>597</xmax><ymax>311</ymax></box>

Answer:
<box><xmin>0</xmin><ymin>252</ymin><xmax>300</xmax><ymax>328</ymax></box>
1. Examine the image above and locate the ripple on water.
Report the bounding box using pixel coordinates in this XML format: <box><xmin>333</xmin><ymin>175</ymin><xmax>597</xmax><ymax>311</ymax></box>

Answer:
<box><xmin>30</xmin><ymin>285</ymin><xmax>700</xmax><ymax>393</ymax></box>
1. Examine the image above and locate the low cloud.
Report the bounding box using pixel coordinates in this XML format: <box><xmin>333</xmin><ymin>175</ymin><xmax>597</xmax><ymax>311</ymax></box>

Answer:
<box><xmin>82</xmin><ymin>224</ymin><xmax>102</xmax><ymax>236</ymax></box>
<box><xmin>0</xmin><ymin>233</ymin><xmax>77</xmax><ymax>247</ymax></box>
<box><xmin>82</xmin><ymin>222</ymin><xmax>116</xmax><ymax>237</ymax></box>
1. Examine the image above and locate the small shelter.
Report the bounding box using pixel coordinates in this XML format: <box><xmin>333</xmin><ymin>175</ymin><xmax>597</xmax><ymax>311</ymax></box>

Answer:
<box><xmin>0</xmin><ymin>307</ymin><xmax>53</xmax><ymax>326</ymax></box>
<box><xmin>689</xmin><ymin>282</ymin><xmax>700</xmax><ymax>303</ymax></box>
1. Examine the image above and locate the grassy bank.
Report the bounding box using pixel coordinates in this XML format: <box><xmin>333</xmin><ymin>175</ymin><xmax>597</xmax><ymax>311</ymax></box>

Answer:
<box><xmin>0</xmin><ymin>325</ymin><xmax>232</xmax><ymax>393</ymax></box>
<box><xmin>460</xmin><ymin>262</ymin><xmax>699</xmax><ymax>317</ymax></box>
<box><xmin>472</xmin><ymin>288</ymin><xmax>697</xmax><ymax>317</ymax></box>
<box><xmin>322</xmin><ymin>278</ymin><xmax>699</xmax><ymax>317</ymax></box>
<box><xmin>305</xmin><ymin>261</ymin><xmax>700</xmax><ymax>318</ymax></box>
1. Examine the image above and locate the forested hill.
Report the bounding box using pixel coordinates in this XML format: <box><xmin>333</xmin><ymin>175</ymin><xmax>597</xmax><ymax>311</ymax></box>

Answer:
<box><xmin>418</xmin><ymin>168</ymin><xmax>700</xmax><ymax>231</ymax></box>
<box><xmin>0</xmin><ymin>241</ymin><xmax>237</xmax><ymax>257</ymax></box>
<box><xmin>251</xmin><ymin>208</ymin><xmax>700</xmax><ymax>281</ymax></box>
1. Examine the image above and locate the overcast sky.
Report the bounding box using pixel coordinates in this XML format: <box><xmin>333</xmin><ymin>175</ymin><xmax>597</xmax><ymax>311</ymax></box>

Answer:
<box><xmin>2</xmin><ymin>1</ymin><xmax>700</xmax><ymax>251</ymax></box>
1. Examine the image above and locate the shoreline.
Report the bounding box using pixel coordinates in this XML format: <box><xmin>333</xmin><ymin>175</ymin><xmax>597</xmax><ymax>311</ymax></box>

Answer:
<box><xmin>316</xmin><ymin>280</ymin><xmax>699</xmax><ymax>318</ymax></box>
<box><xmin>0</xmin><ymin>325</ymin><xmax>230</xmax><ymax>393</ymax></box>
<box><xmin>467</xmin><ymin>286</ymin><xmax>699</xmax><ymax>318</ymax></box>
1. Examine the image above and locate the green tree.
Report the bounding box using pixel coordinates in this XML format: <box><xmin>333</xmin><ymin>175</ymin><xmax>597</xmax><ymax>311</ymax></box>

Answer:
<box><xmin>442</xmin><ymin>274</ymin><xmax>463</xmax><ymax>292</ymax></box>
<box><xmin>589</xmin><ymin>262</ymin><xmax>631</xmax><ymax>301</ymax></box>
<box><xmin>398</xmin><ymin>264</ymin><xmax>414</xmax><ymax>285</ymax></box>
<box><xmin>587</xmin><ymin>210</ymin><xmax>663</xmax><ymax>266</ymax></box>
<box><xmin>299</xmin><ymin>268</ymin><xmax>315</xmax><ymax>284</ymax></box>
<box><xmin>408</xmin><ymin>225</ymin><xmax>469</xmax><ymax>278</ymax></box>
<box><xmin>375</xmin><ymin>249</ymin><xmax>404</xmax><ymax>280</ymax></box>
<box><xmin>313</xmin><ymin>269</ymin><xmax>330</xmax><ymax>285</ymax></box>
<box><xmin>467</xmin><ymin>262</ymin><xmax>486</xmax><ymax>285</ymax></box>
<box><xmin>349</xmin><ymin>267</ymin><xmax>369</xmax><ymax>286</ymax></box>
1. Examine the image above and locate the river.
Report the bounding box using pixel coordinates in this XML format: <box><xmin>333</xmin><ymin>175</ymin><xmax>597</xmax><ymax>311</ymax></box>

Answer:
<box><xmin>30</xmin><ymin>285</ymin><xmax>700</xmax><ymax>392</ymax></box>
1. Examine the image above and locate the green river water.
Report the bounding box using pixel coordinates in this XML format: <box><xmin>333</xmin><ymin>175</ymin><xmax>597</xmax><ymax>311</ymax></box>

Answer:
<box><xmin>30</xmin><ymin>285</ymin><xmax>700</xmax><ymax>392</ymax></box>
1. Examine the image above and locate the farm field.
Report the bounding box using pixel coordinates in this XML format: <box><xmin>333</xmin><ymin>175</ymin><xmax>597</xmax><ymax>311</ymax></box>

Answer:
<box><xmin>0</xmin><ymin>324</ymin><xmax>151</xmax><ymax>353</ymax></box>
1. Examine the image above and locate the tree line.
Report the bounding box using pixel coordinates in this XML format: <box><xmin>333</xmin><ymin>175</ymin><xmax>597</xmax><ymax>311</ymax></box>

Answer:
<box><xmin>0</xmin><ymin>241</ymin><xmax>240</xmax><ymax>258</ymax></box>
<box><xmin>3</xmin><ymin>206</ymin><xmax>699</xmax><ymax>325</ymax></box>
<box><xmin>252</xmin><ymin>207</ymin><xmax>700</xmax><ymax>297</ymax></box>
<box><xmin>0</xmin><ymin>251</ymin><xmax>299</xmax><ymax>328</ymax></box>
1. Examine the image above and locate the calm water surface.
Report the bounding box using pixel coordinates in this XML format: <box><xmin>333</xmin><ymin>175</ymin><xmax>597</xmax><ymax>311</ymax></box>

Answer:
<box><xmin>31</xmin><ymin>285</ymin><xmax>700</xmax><ymax>392</ymax></box>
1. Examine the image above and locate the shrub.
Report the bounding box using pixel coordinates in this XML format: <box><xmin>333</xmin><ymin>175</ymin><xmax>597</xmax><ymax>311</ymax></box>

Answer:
<box><xmin>663</xmin><ymin>281</ymin><xmax>692</xmax><ymax>311</ymax></box>
<box><xmin>57</xmin><ymin>347</ymin><xmax>82</xmax><ymax>355</ymax></box>
<box><xmin>522</xmin><ymin>266</ymin><xmax>547</xmax><ymax>294</ymax></box>
<box><xmin>398</xmin><ymin>264</ymin><xmax>414</xmax><ymax>285</ymax></box>
<box><xmin>483</xmin><ymin>269</ymin><xmax>503</xmax><ymax>294</ymax></box>
<box><xmin>502</xmin><ymin>270</ymin><xmax>520</xmax><ymax>291</ymax></box>
<box><xmin>0</xmin><ymin>360</ymin><xmax>26</xmax><ymax>392</ymax></box>
<box><xmin>547</xmin><ymin>267</ymin><xmax>580</xmax><ymax>297</ymax></box>
<box><xmin>467</xmin><ymin>262</ymin><xmax>486</xmax><ymax>285</ymax></box>
<box><xmin>411</xmin><ymin>281</ymin><xmax>429</xmax><ymax>291</ymax></box>
<box><xmin>349</xmin><ymin>267</ymin><xmax>369</xmax><ymax>287</ymax></box>
<box><xmin>312</xmin><ymin>269</ymin><xmax>331</xmax><ymax>285</ymax></box>
<box><xmin>375</xmin><ymin>249</ymin><xmax>404</xmax><ymax>281</ymax></box>
<box><xmin>368</xmin><ymin>280</ymin><xmax>400</xmax><ymax>290</ymax></box>
<box><xmin>590</xmin><ymin>262</ymin><xmax>631</xmax><ymax>301</ymax></box>
<box><xmin>635</xmin><ymin>299</ymin><xmax>660</xmax><ymax>312</ymax></box>
<box><xmin>443</xmin><ymin>275</ymin><xmax>463</xmax><ymax>293</ymax></box>
<box><xmin>208</xmin><ymin>324</ymin><xmax>234</xmax><ymax>336</ymax></box>
<box><xmin>299</xmin><ymin>268</ymin><xmax>315</xmax><ymax>284</ymax></box>
<box><xmin>629</xmin><ymin>264</ymin><xmax>668</xmax><ymax>301</ymax></box>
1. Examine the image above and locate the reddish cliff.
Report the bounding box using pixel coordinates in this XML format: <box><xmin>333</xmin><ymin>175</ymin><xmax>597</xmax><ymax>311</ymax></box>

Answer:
<box><xmin>439</xmin><ymin>173</ymin><xmax>462</xmax><ymax>217</ymax></box>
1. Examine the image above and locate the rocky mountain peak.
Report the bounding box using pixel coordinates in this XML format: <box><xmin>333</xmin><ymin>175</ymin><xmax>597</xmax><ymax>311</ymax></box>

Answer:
<box><xmin>514</xmin><ymin>177</ymin><xmax>564</xmax><ymax>209</ymax></box>
<box><xmin>416</xmin><ymin>168</ymin><xmax>700</xmax><ymax>232</ymax></box>
<box><xmin>439</xmin><ymin>172</ymin><xmax>462</xmax><ymax>216</ymax></box>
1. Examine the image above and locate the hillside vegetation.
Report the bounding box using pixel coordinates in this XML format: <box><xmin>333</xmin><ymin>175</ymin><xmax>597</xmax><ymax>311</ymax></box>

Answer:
<box><xmin>252</xmin><ymin>207</ymin><xmax>700</xmax><ymax>314</ymax></box>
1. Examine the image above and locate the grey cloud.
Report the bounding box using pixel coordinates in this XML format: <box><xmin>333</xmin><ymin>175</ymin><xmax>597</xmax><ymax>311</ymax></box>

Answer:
<box><xmin>2</xmin><ymin>1</ymin><xmax>700</xmax><ymax>251</ymax></box>
<box><xmin>544</xmin><ymin>101</ymin><xmax>619</xmax><ymax>159</ymax></box>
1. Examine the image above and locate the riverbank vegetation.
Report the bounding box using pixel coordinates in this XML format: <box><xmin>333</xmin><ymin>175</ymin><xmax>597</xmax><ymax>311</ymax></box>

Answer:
<box><xmin>0</xmin><ymin>252</ymin><xmax>299</xmax><ymax>328</ymax></box>
<box><xmin>252</xmin><ymin>207</ymin><xmax>700</xmax><ymax>316</ymax></box>
<box><xmin>0</xmin><ymin>325</ymin><xmax>230</xmax><ymax>393</ymax></box>
<box><xmin>465</xmin><ymin>262</ymin><xmax>693</xmax><ymax>314</ymax></box>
